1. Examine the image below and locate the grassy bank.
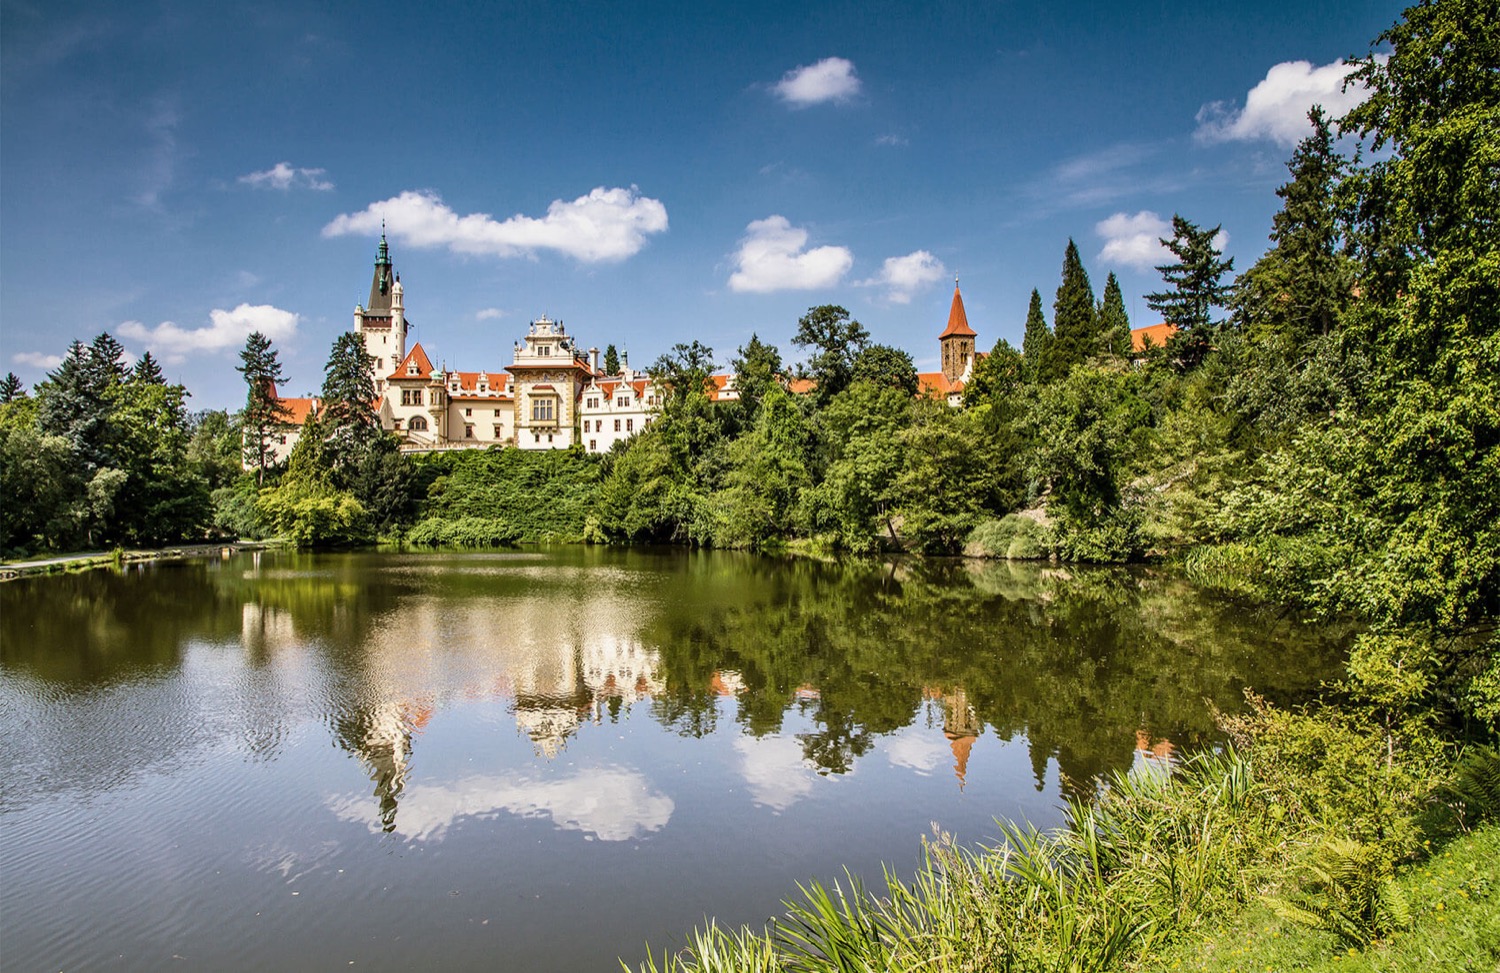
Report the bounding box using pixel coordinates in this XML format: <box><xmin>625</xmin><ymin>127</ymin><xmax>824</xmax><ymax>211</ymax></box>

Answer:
<box><xmin>624</xmin><ymin>746</ymin><xmax>1498</xmax><ymax>972</ymax></box>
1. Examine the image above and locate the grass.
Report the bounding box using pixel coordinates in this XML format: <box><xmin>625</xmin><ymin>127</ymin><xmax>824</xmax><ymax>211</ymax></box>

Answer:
<box><xmin>1143</xmin><ymin>824</ymin><xmax>1499</xmax><ymax>973</ymax></box>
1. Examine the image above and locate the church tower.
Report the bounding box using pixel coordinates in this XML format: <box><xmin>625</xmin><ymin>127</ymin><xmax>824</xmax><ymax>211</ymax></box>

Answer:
<box><xmin>939</xmin><ymin>279</ymin><xmax>977</xmax><ymax>384</ymax></box>
<box><xmin>353</xmin><ymin>232</ymin><xmax>409</xmax><ymax>394</ymax></box>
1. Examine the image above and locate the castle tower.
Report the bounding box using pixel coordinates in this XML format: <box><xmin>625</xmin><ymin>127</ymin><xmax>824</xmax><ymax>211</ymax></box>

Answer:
<box><xmin>939</xmin><ymin>279</ymin><xmax>977</xmax><ymax>384</ymax></box>
<box><xmin>353</xmin><ymin>233</ymin><xmax>409</xmax><ymax>393</ymax></box>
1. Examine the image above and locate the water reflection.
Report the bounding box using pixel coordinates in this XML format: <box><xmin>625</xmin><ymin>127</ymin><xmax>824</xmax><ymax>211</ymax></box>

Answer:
<box><xmin>1</xmin><ymin>549</ymin><xmax>1346</xmax><ymax>823</ymax></box>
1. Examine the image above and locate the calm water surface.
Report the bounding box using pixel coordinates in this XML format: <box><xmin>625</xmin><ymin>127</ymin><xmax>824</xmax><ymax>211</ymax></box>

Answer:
<box><xmin>0</xmin><ymin>548</ymin><xmax>1344</xmax><ymax>971</ymax></box>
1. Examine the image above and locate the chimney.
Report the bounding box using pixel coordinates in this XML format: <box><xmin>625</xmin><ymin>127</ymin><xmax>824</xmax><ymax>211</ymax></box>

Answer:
<box><xmin>590</xmin><ymin>347</ymin><xmax>599</xmax><ymax>374</ymax></box>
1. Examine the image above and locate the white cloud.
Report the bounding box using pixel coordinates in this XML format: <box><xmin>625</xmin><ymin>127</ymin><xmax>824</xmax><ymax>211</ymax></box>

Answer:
<box><xmin>1195</xmin><ymin>57</ymin><xmax>1379</xmax><ymax>147</ymax></box>
<box><xmin>239</xmin><ymin>162</ymin><xmax>334</xmax><ymax>191</ymax></box>
<box><xmin>11</xmin><ymin>351</ymin><xmax>64</xmax><ymax>371</ymax></box>
<box><xmin>323</xmin><ymin>186</ymin><xmax>668</xmax><ymax>263</ymax></box>
<box><xmin>885</xmin><ymin>730</ymin><xmax>952</xmax><ymax>774</ymax></box>
<box><xmin>1097</xmin><ymin>211</ymin><xmax>1230</xmax><ymax>270</ymax></box>
<box><xmin>875</xmin><ymin>133</ymin><xmax>909</xmax><ymax>147</ymax></box>
<box><xmin>118</xmin><ymin>303</ymin><xmax>299</xmax><ymax>364</ymax></box>
<box><xmin>773</xmin><ymin>56</ymin><xmax>861</xmax><ymax>107</ymax></box>
<box><xmin>735</xmin><ymin>736</ymin><xmax>819</xmax><ymax>811</ymax></box>
<box><xmin>856</xmin><ymin>250</ymin><xmax>947</xmax><ymax>304</ymax></box>
<box><xmin>328</xmin><ymin>768</ymin><xmax>674</xmax><ymax>842</ymax></box>
<box><xmin>1096</xmin><ymin>210</ymin><xmax>1172</xmax><ymax>270</ymax></box>
<box><xmin>727</xmin><ymin>216</ymin><xmax>853</xmax><ymax>293</ymax></box>
<box><xmin>475</xmin><ymin>308</ymin><xmax>504</xmax><ymax>321</ymax></box>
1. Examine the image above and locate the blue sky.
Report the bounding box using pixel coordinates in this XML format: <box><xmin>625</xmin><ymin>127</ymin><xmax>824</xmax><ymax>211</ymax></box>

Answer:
<box><xmin>2</xmin><ymin>0</ymin><xmax>1404</xmax><ymax>410</ymax></box>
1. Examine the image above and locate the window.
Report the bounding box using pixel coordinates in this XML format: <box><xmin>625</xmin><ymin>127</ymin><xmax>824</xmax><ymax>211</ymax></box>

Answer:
<box><xmin>402</xmin><ymin>389</ymin><xmax>424</xmax><ymax>406</ymax></box>
<box><xmin>616</xmin><ymin>395</ymin><xmax>630</xmax><ymax>407</ymax></box>
<box><xmin>409</xmin><ymin>415</ymin><xmax>428</xmax><ymax>432</ymax></box>
<box><xmin>533</xmin><ymin>433</ymin><xmax>539</xmax><ymax>443</ymax></box>
<box><xmin>465</xmin><ymin>425</ymin><xmax>474</xmax><ymax>439</ymax></box>
<box><xmin>531</xmin><ymin>398</ymin><xmax>555</xmax><ymax>422</ymax></box>
<box><xmin>465</xmin><ymin>408</ymin><xmax>472</xmax><ymax>417</ymax></box>
<box><xmin>587</xmin><ymin>397</ymin><xmax>599</xmax><ymax>409</ymax></box>
<box><xmin>493</xmin><ymin>425</ymin><xmax>502</xmax><ymax>438</ymax></box>
<box><xmin>547</xmin><ymin>434</ymin><xmax>553</xmax><ymax>443</ymax></box>
<box><xmin>494</xmin><ymin>409</ymin><xmax>501</xmax><ymax>417</ymax></box>
<box><xmin>614</xmin><ymin>419</ymin><xmax>621</xmax><ymax>432</ymax></box>
<box><xmin>589</xmin><ymin>439</ymin><xmax>597</xmax><ymax>452</ymax></box>
<box><xmin>392</xmin><ymin>419</ymin><xmax>402</xmax><ymax>430</ymax></box>
<box><xmin>279</xmin><ymin>435</ymin><xmax>287</xmax><ymax>445</ymax></box>
<box><xmin>626</xmin><ymin>418</ymin><xmax>633</xmax><ymax>432</ymax></box>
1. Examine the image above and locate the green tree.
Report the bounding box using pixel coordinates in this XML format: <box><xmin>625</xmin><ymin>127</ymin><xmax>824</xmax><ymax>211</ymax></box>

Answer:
<box><xmin>132</xmin><ymin>351</ymin><xmax>166</xmax><ymax>385</ymax></box>
<box><xmin>1146</xmin><ymin>216</ymin><xmax>1235</xmax><ymax>369</ymax></box>
<box><xmin>793</xmin><ymin>305</ymin><xmax>870</xmax><ymax>404</ymax></box>
<box><xmin>709</xmin><ymin>385</ymin><xmax>813</xmax><ymax>547</ymax></box>
<box><xmin>318</xmin><ymin>331</ymin><xmax>382</xmax><ymax>485</ymax></box>
<box><xmin>808</xmin><ymin>381</ymin><xmax>912</xmax><ymax>551</ymax></box>
<box><xmin>851</xmin><ymin>343</ymin><xmax>918</xmax><ymax>396</ymax></box>
<box><xmin>1098</xmin><ymin>272</ymin><xmax>1132</xmax><ymax>357</ymax></box>
<box><xmin>1020</xmin><ymin>288</ymin><xmax>1051</xmax><ymax>385</ymax></box>
<box><xmin>603</xmin><ymin>344</ymin><xmax>621</xmax><ymax>376</ymax></box>
<box><xmin>1047</xmin><ymin>240</ymin><xmax>1099</xmax><ymax>380</ymax></box>
<box><xmin>964</xmin><ymin>338</ymin><xmax>1024</xmax><ymax>408</ymax></box>
<box><xmin>0</xmin><ymin>373</ymin><xmax>24</xmax><ymax>403</ymax></box>
<box><xmin>237</xmin><ymin>331</ymin><xmax>290</xmax><ymax>485</ymax></box>
<box><xmin>730</xmin><ymin>333</ymin><xmax>783</xmax><ymax>419</ymax></box>
<box><xmin>1235</xmin><ymin>108</ymin><xmax>1354</xmax><ymax>345</ymax></box>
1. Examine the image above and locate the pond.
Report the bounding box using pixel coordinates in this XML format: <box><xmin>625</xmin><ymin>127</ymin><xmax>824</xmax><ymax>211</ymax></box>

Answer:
<box><xmin>0</xmin><ymin>548</ymin><xmax>1344</xmax><ymax>971</ymax></box>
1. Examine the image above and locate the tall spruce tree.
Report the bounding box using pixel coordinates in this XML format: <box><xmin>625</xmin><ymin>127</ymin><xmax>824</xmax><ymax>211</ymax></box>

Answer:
<box><xmin>1020</xmin><ymin>289</ymin><xmax>1051</xmax><ymax>385</ymax></box>
<box><xmin>1098</xmin><ymin>272</ymin><xmax>1132</xmax><ymax>357</ymax></box>
<box><xmin>1234</xmin><ymin>108</ymin><xmax>1352</xmax><ymax>343</ymax></box>
<box><xmin>603</xmin><ymin>344</ymin><xmax>621</xmax><ymax>375</ymax></box>
<box><xmin>320</xmin><ymin>332</ymin><xmax>380</xmax><ymax>473</ymax></box>
<box><xmin>1145</xmin><ymin>215</ymin><xmax>1234</xmax><ymax>369</ymax></box>
<box><xmin>0</xmin><ymin>373</ymin><xmax>23</xmax><ymax>403</ymax></box>
<box><xmin>1048</xmin><ymin>240</ymin><xmax>1098</xmax><ymax>380</ymax></box>
<box><xmin>237</xmin><ymin>331</ymin><xmax>290</xmax><ymax>485</ymax></box>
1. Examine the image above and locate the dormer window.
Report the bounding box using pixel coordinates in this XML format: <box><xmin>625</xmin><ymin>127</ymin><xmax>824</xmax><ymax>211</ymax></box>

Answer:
<box><xmin>407</xmin><ymin>361</ymin><xmax>418</xmax><ymax>376</ymax></box>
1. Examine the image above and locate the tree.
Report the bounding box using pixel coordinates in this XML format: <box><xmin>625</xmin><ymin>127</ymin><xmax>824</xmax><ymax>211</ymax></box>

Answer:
<box><xmin>649</xmin><ymin>340</ymin><xmax>716</xmax><ymax>409</ymax></box>
<box><xmin>1234</xmin><ymin>108</ymin><xmax>1354</xmax><ymax>344</ymax></box>
<box><xmin>237</xmin><ymin>331</ymin><xmax>290</xmax><ymax>485</ymax></box>
<box><xmin>603</xmin><ymin>344</ymin><xmax>621</xmax><ymax>376</ymax></box>
<box><xmin>319</xmin><ymin>331</ymin><xmax>406</xmax><ymax>528</ymax></box>
<box><xmin>1098</xmin><ymin>272</ymin><xmax>1132</xmax><ymax>357</ymax></box>
<box><xmin>132</xmin><ymin>351</ymin><xmax>166</xmax><ymax>385</ymax></box>
<box><xmin>1047</xmin><ymin>240</ymin><xmax>1098</xmax><ymax>380</ymax></box>
<box><xmin>792</xmin><ymin>305</ymin><xmax>870</xmax><ymax>404</ymax></box>
<box><xmin>1020</xmin><ymin>289</ymin><xmax>1051</xmax><ymax>385</ymax></box>
<box><xmin>0</xmin><ymin>373</ymin><xmax>24</xmax><ymax>403</ymax></box>
<box><xmin>1146</xmin><ymin>216</ymin><xmax>1235</xmax><ymax>369</ymax></box>
<box><xmin>963</xmin><ymin>339</ymin><xmax>1024</xmax><ymax>408</ymax></box>
<box><xmin>730</xmin><ymin>333</ymin><xmax>783</xmax><ymax>419</ymax></box>
<box><xmin>851</xmin><ymin>344</ymin><xmax>918</xmax><ymax>396</ymax></box>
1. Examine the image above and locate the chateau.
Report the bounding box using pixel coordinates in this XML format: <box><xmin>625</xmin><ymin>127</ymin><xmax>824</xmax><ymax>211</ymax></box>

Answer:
<box><xmin>265</xmin><ymin>239</ymin><xmax>1034</xmax><ymax>462</ymax></box>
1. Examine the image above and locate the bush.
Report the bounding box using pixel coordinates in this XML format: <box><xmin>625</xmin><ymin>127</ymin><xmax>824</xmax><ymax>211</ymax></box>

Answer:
<box><xmin>406</xmin><ymin>516</ymin><xmax>521</xmax><ymax>548</ymax></box>
<box><xmin>964</xmin><ymin>514</ymin><xmax>1055</xmax><ymax>560</ymax></box>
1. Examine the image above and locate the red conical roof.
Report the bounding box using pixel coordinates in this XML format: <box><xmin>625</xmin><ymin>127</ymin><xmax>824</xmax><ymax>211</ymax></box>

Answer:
<box><xmin>939</xmin><ymin>282</ymin><xmax>976</xmax><ymax>338</ymax></box>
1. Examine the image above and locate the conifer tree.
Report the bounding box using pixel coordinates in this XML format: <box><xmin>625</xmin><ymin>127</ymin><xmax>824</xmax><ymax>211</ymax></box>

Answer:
<box><xmin>1146</xmin><ymin>216</ymin><xmax>1234</xmax><ymax>369</ymax></box>
<box><xmin>1098</xmin><ymin>273</ymin><xmax>1132</xmax><ymax>357</ymax></box>
<box><xmin>86</xmin><ymin>332</ymin><xmax>129</xmax><ymax>389</ymax></box>
<box><xmin>603</xmin><ymin>344</ymin><xmax>621</xmax><ymax>375</ymax></box>
<box><xmin>237</xmin><ymin>331</ymin><xmax>290</xmax><ymax>484</ymax></box>
<box><xmin>320</xmin><ymin>332</ymin><xmax>380</xmax><ymax>472</ymax></box>
<box><xmin>0</xmin><ymin>373</ymin><xmax>23</xmax><ymax>403</ymax></box>
<box><xmin>1234</xmin><ymin>108</ymin><xmax>1352</xmax><ymax>343</ymax></box>
<box><xmin>132</xmin><ymin>351</ymin><xmax>166</xmax><ymax>385</ymax></box>
<box><xmin>1020</xmin><ymin>289</ymin><xmax>1051</xmax><ymax>385</ymax></box>
<box><xmin>1048</xmin><ymin>240</ymin><xmax>1098</xmax><ymax>380</ymax></box>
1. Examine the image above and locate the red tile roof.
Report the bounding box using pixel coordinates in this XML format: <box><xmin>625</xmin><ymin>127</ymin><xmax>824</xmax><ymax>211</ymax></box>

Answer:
<box><xmin>391</xmin><ymin>343</ymin><xmax>435</xmax><ymax>380</ymax></box>
<box><xmin>939</xmin><ymin>283</ymin><xmax>976</xmax><ymax>339</ymax></box>
<box><xmin>917</xmin><ymin>371</ymin><xmax>960</xmax><ymax>399</ymax></box>
<box><xmin>277</xmin><ymin>396</ymin><xmax>321</xmax><ymax>425</ymax></box>
<box><xmin>1131</xmin><ymin>323</ymin><xmax>1176</xmax><ymax>352</ymax></box>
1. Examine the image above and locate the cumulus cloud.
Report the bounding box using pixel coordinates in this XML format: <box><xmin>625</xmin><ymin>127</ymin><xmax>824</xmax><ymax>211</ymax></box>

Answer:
<box><xmin>1096</xmin><ymin>210</ymin><xmax>1173</xmax><ymax>270</ymax></box>
<box><xmin>11</xmin><ymin>351</ymin><xmax>64</xmax><ymax>371</ymax></box>
<box><xmin>239</xmin><ymin>162</ymin><xmax>334</xmax><ymax>191</ymax></box>
<box><xmin>885</xmin><ymin>730</ymin><xmax>952</xmax><ymax>774</ymax></box>
<box><xmin>774</xmin><ymin>56</ymin><xmax>861</xmax><ymax>107</ymax></box>
<box><xmin>1195</xmin><ymin>57</ymin><xmax>1379</xmax><ymax>147</ymax></box>
<box><xmin>874</xmin><ymin>133</ymin><xmax>908</xmax><ymax>147</ymax></box>
<box><xmin>475</xmin><ymin>308</ymin><xmax>504</xmax><ymax>321</ymax></box>
<box><xmin>323</xmin><ymin>186</ymin><xmax>668</xmax><ymax>263</ymax></box>
<box><xmin>728</xmin><ymin>216</ymin><xmax>853</xmax><ymax>293</ymax></box>
<box><xmin>328</xmin><ymin>768</ymin><xmax>674</xmax><ymax>842</ymax></box>
<box><xmin>118</xmin><ymin>303</ymin><xmax>299</xmax><ymax>364</ymax></box>
<box><xmin>856</xmin><ymin>250</ymin><xmax>947</xmax><ymax>304</ymax></box>
<box><xmin>1097</xmin><ymin>211</ymin><xmax>1229</xmax><ymax>270</ymax></box>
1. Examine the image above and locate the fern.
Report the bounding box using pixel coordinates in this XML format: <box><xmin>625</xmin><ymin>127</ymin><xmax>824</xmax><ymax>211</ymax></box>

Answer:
<box><xmin>1447</xmin><ymin>745</ymin><xmax>1500</xmax><ymax>829</ymax></box>
<box><xmin>1268</xmin><ymin>838</ymin><xmax>1410</xmax><ymax>948</ymax></box>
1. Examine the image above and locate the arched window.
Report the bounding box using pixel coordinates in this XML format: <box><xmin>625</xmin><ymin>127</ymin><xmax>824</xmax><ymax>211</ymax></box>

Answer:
<box><xmin>409</xmin><ymin>415</ymin><xmax>429</xmax><ymax>432</ymax></box>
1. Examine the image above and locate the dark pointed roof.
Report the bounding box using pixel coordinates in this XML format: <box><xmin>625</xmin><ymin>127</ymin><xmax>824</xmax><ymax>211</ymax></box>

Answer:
<box><xmin>366</xmin><ymin>234</ymin><xmax>394</xmax><ymax>313</ymax></box>
<box><xmin>939</xmin><ymin>282</ymin><xmax>976</xmax><ymax>339</ymax></box>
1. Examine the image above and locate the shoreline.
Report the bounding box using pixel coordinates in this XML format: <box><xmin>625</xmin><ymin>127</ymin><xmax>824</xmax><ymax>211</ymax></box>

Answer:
<box><xmin>0</xmin><ymin>541</ymin><xmax>274</xmax><ymax>581</ymax></box>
